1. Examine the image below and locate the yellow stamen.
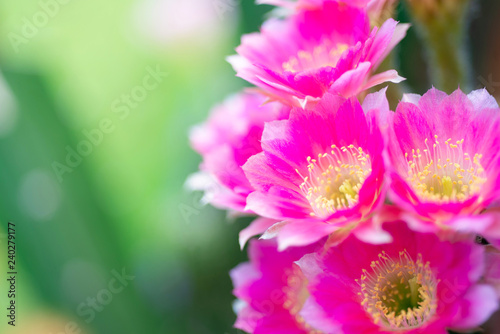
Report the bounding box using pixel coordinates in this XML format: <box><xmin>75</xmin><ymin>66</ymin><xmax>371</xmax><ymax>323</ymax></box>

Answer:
<box><xmin>359</xmin><ymin>251</ymin><xmax>438</xmax><ymax>330</ymax></box>
<box><xmin>297</xmin><ymin>145</ymin><xmax>372</xmax><ymax>218</ymax></box>
<box><xmin>283</xmin><ymin>43</ymin><xmax>349</xmax><ymax>73</ymax></box>
<box><xmin>404</xmin><ymin>135</ymin><xmax>487</xmax><ymax>203</ymax></box>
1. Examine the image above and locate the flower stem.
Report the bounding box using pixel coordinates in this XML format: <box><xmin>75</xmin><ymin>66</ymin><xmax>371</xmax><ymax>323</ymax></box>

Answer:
<box><xmin>405</xmin><ymin>0</ymin><xmax>473</xmax><ymax>93</ymax></box>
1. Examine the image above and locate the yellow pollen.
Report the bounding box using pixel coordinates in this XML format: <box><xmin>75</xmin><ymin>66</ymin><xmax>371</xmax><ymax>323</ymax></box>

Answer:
<box><xmin>282</xmin><ymin>43</ymin><xmax>349</xmax><ymax>73</ymax></box>
<box><xmin>358</xmin><ymin>251</ymin><xmax>438</xmax><ymax>330</ymax></box>
<box><xmin>283</xmin><ymin>264</ymin><xmax>308</xmax><ymax>315</ymax></box>
<box><xmin>405</xmin><ymin>136</ymin><xmax>487</xmax><ymax>203</ymax></box>
<box><xmin>297</xmin><ymin>145</ymin><xmax>372</xmax><ymax>218</ymax></box>
<box><xmin>282</xmin><ymin>264</ymin><xmax>321</xmax><ymax>333</ymax></box>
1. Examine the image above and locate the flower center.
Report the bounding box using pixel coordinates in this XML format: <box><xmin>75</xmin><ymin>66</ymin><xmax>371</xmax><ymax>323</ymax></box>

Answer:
<box><xmin>282</xmin><ymin>43</ymin><xmax>349</xmax><ymax>73</ymax></box>
<box><xmin>405</xmin><ymin>136</ymin><xmax>487</xmax><ymax>203</ymax></box>
<box><xmin>298</xmin><ymin>145</ymin><xmax>372</xmax><ymax>218</ymax></box>
<box><xmin>358</xmin><ymin>251</ymin><xmax>438</xmax><ymax>330</ymax></box>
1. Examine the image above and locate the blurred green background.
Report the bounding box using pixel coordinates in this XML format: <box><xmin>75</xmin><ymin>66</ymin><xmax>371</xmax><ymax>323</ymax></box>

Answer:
<box><xmin>0</xmin><ymin>0</ymin><xmax>499</xmax><ymax>333</ymax></box>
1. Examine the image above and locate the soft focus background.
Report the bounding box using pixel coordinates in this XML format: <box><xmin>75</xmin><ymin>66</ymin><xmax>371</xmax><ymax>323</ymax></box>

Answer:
<box><xmin>0</xmin><ymin>0</ymin><xmax>499</xmax><ymax>333</ymax></box>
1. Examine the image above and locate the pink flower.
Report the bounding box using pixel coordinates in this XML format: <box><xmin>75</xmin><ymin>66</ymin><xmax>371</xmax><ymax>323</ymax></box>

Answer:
<box><xmin>230</xmin><ymin>239</ymin><xmax>327</xmax><ymax>334</ymax></box>
<box><xmin>256</xmin><ymin>0</ymin><xmax>326</xmax><ymax>10</ymax></box>
<box><xmin>242</xmin><ymin>90</ymin><xmax>389</xmax><ymax>250</ymax></box>
<box><xmin>258</xmin><ymin>0</ymin><xmax>397</xmax><ymax>23</ymax></box>
<box><xmin>188</xmin><ymin>92</ymin><xmax>289</xmax><ymax>212</ymax></box>
<box><xmin>259</xmin><ymin>0</ymin><xmax>399</xmax><ymax>30</ymax></box>
<box><xmin>383</xmin><ymin>88</ymin><xmax>500</xmax><ymax>237</ymax></box>
<box><xmin>297</xmin><ymin>221</ymin><xmax>499</xmax><ymax>333</ymax></box>
<box><xmin>228</xmin><ymin>1</ymin><xmax>408</xmax><ymax>108</ymax></box>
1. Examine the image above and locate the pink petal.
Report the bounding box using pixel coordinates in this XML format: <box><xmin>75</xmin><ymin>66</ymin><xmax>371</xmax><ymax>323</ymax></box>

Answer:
<box><xmin>329</xmin><ymin>61</ymin><xmax>372</xmax><ymax>97</ymax></box>
<box><xmin>230</xmin><ymin>262</ymin><xmax>260</xmax><ymax>296</ymax></box>
<box><xmin>239</xmin><ymin>217</ymin><xmax>280</xmax><ymax>249</ymax></box>
<box><xmin>296</xmin><ymin>253</ymin><xmax>323</xmax><ymax>281</ymax></box>
<box><xmin>451</xmin><ymin>284</ymin><xmax>499</xmax><ymax>329</ymax></box>
<box><xmin>299</xmin><ymin>298</ymin><xmax>341</xmax><ymax>333</ymax></box>
<box><xmin>260</xmin><ymin>220</ymin><xmax>290</xmax><ymax>240</ymax></box>
<box><xmin>277</xmin><ymin>220</ymin><xmax>338</xmax><ymax>250</ymax></box>
<box><xmin>352</xmin><ymin>220</ymin><xmax>393</xmax><ymax>245</ymax></box>
<box><xmin>245</xmin><ymin>188</ymin><xmax>312</xmax><ymax>220</ymax></box>
<box><xmin>468</xmin><ymin>88</ymin><xmax>499</xmax><ymax>110</ymax></box>
<box><xmin>361</xmin><ymin>87</ymin><xmax>389</xmax><ymax>114</ymax></box>
<box><xmin>363</xmin><ymin>69</ymin><xmax>405</xmax><ymax>90</ymax></box>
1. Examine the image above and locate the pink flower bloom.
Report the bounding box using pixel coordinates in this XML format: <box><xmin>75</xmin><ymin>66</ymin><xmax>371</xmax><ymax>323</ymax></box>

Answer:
<box><xmin>257</xmin><ymin>0</ymin><xmax>326</xmax><ymax>10</ymax></box>
<box><xmin>189</xmin><ymin>92</ymin><xmax>289</xmax><ymax>212</ymax></box>
<box><xmin>243</xmin><ymin>91</ymin><xmax>389</xmax><ymax>250</ymax></box>
<box><xmin>230</xmin><ymin>239</ymin><xmax>327</xmax><ymax>334</ymax></box>
<box><xmin>259</xmin><ymin>0</ymin><xmax>399</xmax><ymax>30</ymax></box>
<box><xmin>383</xmin><ymin>88</ymin><xmax>500</xmax><ymax>235</ymax></box>
<box><xmin>297</xmin><ymin>221</ymin><xmax>499</xmax><ymax>333</ymax></box>
<box><xmin>228</xmin><ymin>1</ymin><xmax>408</xmax><ymax>108</ymax></box>
<box><xmin>258</xmin><ymin>0</ymin><xmax>396</xmax><ymax>21</ymax></box>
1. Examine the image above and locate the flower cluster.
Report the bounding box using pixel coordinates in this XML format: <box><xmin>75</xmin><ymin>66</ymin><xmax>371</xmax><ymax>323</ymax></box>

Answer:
<box><xmin>189</xmin><ymin>1</ymin><xmax>500</xmax><ymax>333</ymax></box>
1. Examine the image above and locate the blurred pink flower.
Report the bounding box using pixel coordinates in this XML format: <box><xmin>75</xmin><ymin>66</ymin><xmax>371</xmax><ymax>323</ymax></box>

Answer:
<box><xmin>242</xmin><ymin>90</ymin><xmax>390</xmax><ymax>250</ymax></box>
<box><xmin>188</xmin><ymin>92</ymin><xmax>289</xmax><ymax>213</ymax></box>
<box><xmin>259</xmin><ymin>0</ymin><xmax>397</xmax><ymax>23</ymax></box>
<box><xmin>230</xmin><ymin>239</ymin><xmax>326</xmax><ymax>334</ymax></box>
<box><xmin>261</xmin><ymin>0</ymin><xmax>400</xmax><ymax>28</ymax></box>
<box><xmin>257</xmin><ymin>0</ymin><xmax>325</xmax><ymax>10</ymax></box>
<box><xmin>382</xmin><ymin>88</ymin><xmax>500</xmax><ymax>240</ymax></box>
<box><xmin>298</xmin><ymin>221</ymin><xmax>499</xmax><ymax>333</ymax></box>
<box><xmin>228</xmin><ymin>1</ymin><xmax>408</xmax><ymax>108</ymax></box>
